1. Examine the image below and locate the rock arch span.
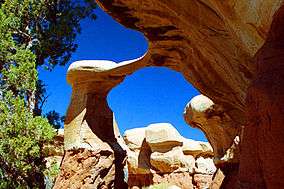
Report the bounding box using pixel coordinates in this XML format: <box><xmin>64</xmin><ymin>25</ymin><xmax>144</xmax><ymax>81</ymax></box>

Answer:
<box><xmin>54</xmin><ymin>1</ymin><xmax>284</xmax><ymax>188</ymax></box>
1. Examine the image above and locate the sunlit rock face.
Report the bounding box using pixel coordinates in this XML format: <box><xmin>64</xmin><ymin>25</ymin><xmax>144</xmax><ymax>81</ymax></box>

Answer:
<box><xmin>54</xmin><ymin>1</ymin><xmax>284</xmax><ymax>188</ymax></box>
<box><xmin>54</xmin><ymin>60</ymin><xmax>141</xmax><ymax>189</ymax></box>
<box><xmin>145</xmin><ymin>123</ymin><xmax>183</xmax><ymax>153</ymax></box>
<box><xmin>96</xmin><ymin>1</ymin><xmax>284</xmax><ymax>188</ymax></box>
<box><xmin>184</xmin><ymin>94</ymin><xmax>239</xmax><ymax>165</ymax></box>
<box><xmin>124</xmin><ymin>123</ymin><xmax>216</xmax><ymax>189</ymax></box>
<box><xmin>97</xmin><ymin>0</ymin><xmax>282</xmax><ymax>125</ymax></box>
<box><xmin>184</xmin><ymin>95</ymin><xmax>240</xmax><ymax>188</ymax></box>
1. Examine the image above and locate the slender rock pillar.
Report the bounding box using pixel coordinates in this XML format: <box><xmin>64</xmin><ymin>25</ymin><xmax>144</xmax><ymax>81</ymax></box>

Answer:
<box><xmin>53</xmin><ymin>60</ymin><xmax>132</xmax><ymax>189</ymax></box>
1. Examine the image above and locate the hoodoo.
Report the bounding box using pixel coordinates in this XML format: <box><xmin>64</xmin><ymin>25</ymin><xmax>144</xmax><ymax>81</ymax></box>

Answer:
<box><xmin>54</xmin><ymin>1</ymin><xmax>284</xmax><ymax>188</ymax></box>
<box><xmin>53</xmin><ymin>59</ymin><xmax>145</xmax><ymax>188</ymax></box>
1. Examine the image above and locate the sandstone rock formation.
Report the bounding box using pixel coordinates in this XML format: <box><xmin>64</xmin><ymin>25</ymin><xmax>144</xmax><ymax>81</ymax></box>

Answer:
<box><xmin>124</xmin><ymin>123</ymin><xmax>216</xmax><ymax>189</ymax></box>
<box><xmin>50</xmin><ymin>127</ymin><xmax>215</xmax><ymax>188</ymax></box>
<box><xmin>184</xmin><ymin>94</ymin><xmax>240</xmax><ymax>165</ymax></box>
<box><xmin>182</xmin><ymin>138</ymin><xmax>213</xmax><ymax>158</ymax></box>
<box><xmin>97</xmin><ymin>0</ymin><xmax>282</xmax><ymax>125</ymax></box>
<box><xmin>124</xmin><ymin>127</ymin><xmax>146</xmax><ymax>152</ymax></box>
<box><xmin>195</xmin><ymin>157</ymin><xmax>216</xmax><ymax>175</ymax></box>
<box><xmin>95</xmin><ymin>1</ymin><xmax>284</xmax><ymax>188</ymax></box>
<box><xmin>53</xmin><ymin>59</ymin><xmax>147</xmax><ymax>189</ymax></box>
<box><xmin>145</xmin><ymin>123</ymin><xmax>183</xmax><ymax>153</ymax></box>
<box><xmin>53</xmin><ymin>1</ymin><xmax>284</xmax><ymax>187</ymax></box>
<box><xmin>184</xmin><ymin>94</ymin><xmax>241</xmax><ymax>188</ymax></box>
<box><xmin>150</xmin><ymin>146</ymin><xmax>195</xmax><ymax>173</ymax></box>
<box><xmin>239</xmin><ymin>6</ymin><xmax>284</xmax><ymax>188</ymax></box>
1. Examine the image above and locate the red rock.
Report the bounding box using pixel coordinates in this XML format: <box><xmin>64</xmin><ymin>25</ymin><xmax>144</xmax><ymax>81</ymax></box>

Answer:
<box><xmin>153</xmin><ymin>172</ymin><xmax>194</xmax><ymax>189</ymax></box>
<box><xmin>128</xmin><ymin>172</ymin><xmax>194</xmax><ymax>189</ymax></box>
<box><xmin>53</xmin><ymin>149</ymin><xmax>117</xmax><ymax>189</ymax></box>
<box><xmin>193</xmin><ymin>174</ymin><xmax>213</xmax><ymax>189</ymax></box>
<box><xmin>240</xmin><ymin>4</ymin><xmax>284</xmax><ymax>188</ymax></box>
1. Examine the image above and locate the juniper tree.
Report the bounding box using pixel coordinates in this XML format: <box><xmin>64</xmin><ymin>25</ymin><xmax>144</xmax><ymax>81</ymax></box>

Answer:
<box><xmin>0</xmin><ymin>0</ymin><xmax>97</xmax><ymax>187</ymax></box>
<box><xmin>1</xmin><ymin>0</ymin><xmax>97</xmax><ymax>118</ymax></box>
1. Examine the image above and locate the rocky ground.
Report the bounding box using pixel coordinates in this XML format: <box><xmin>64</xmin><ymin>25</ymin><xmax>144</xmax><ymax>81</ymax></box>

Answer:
<box><xmin>48</xmin><ymin>124</ymin><xmax>218</xmax><ymax>189</ymax></box>
<box><xmin>124</xmin><ymin>123</ymin><xmax>216</xmax><ymax>189</ymax></box>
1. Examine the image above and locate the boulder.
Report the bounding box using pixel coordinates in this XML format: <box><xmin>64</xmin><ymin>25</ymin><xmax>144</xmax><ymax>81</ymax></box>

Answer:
<box><xmin>123</xmin><ymin>127</ymin><xmax>146</xmax><ymax>151</ymax></box>
<box><xmin>145</xmin><ymin>123</ymin><xmax>183</xmax><ymax>152</ymax></box>
<box><xmin>124</xmin><ymin>125</ymin><xmax>217</xmax><ymax>188</ymax></box>
<box><xmin>150</xmin><ymin>146</ymin><xmax>195</xmax><ymax>173</ymax></box>
<box><xmin>195</xmin><ymin>157</ymin><xmax>216</xmax><ymax>175</ymax></box>
<box><xmin>127</xmin><ymin>151</ymin><xmax>151</xmax><ymax>174</ymax></box>
<box><xmin>184</xmin><ymin>94</ymin><xmax>239</xmax><ymax>163</ymax></box>
<box><xmin>182</xmin><ymin>138</ymin><xmax>213</xmax><ymax>157</ymax></box>
<box><xmin>153</xmin><ymin>173</ymin><xmax>193</xmax><ymax>189</ymax></box>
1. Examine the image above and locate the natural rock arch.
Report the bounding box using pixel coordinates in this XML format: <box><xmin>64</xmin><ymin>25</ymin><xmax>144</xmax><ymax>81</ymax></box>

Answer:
<box><xmin>54</xmin><ymin>1</ymin><xmax>284</xmax><ymax>188</ymax></box>
<box><xmin>94</xmin><ymin>1</ymin><xmax>284</xmax><ymax>188</ymax></box>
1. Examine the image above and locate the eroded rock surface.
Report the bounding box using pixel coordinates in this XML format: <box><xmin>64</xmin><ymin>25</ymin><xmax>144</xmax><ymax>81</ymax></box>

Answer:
<box><xmin>145</xmin><ymin>123</ymin><xmax>183</xmax><ymax>153</ymax></box>
<box><xmin>94</xmin><ymin>2</ymin><xmax>284</xmax><ymax>187</ymax></box>
<box><xmin>150</xmin><ymin>146</ymin><xmax>195</xmax><ymax>173</ymax></box>
<box><xmin>184</xmin><ymin>94</ymin><xmax>239</xmax><ymax>164</ymax></box>
<box><xmin>124</xmin><ymin>123</ymin><xmax>216</xmax><ymax>189</ymax></box>
<box><xmin>54</xmin><ymin>60</ymin><xmax>145</xmax><ymax>189</ymax></box>
<box><xmin>56</xmin><ymin>1</ymin><xmax>284</xmax><ymax>188</ymax></box>
<box><xmin>239</xmin><ymin>5</ymin><xmax>284</xmax><ymax>188</ymax></box>
<box><xmin>184</xmin><ymin>94</ymin><xmax>240</xmax><ymax>188</ymax></box>
<box><xmin>97</xmin><ymin>0</ymin><xmax>282</xmax><ymax>126</ymax></box>
<box><xmin>124</xmin><ymin>127</ymin><xmax>146</xmax><ymax>152</ymax></box>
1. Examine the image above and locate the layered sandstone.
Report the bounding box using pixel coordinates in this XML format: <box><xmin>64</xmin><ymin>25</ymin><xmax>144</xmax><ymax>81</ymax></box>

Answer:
<box><xmin>95</xmin><ymin>1</ymin><xmax>284</xmax><ymax>188</ymax></box>
<box><xmin>54</xmin><ymin>1</ymin><xmax>284</xmax><ymax>188</ymax></box>
<box><xmin>239</xmin><ymin>6</ymin><xmax>284</xmax><ymax>188</ymax></box>
<box><xmin>48</xmin><ymin>126</ymin><xmax>216</xmax><ymax>189</ymax></box>
<box><xmin>53</xmin><ymin>59</ymin><xmax>148</xmax><ymax>189</ymax></box>
<box><xmin>97</xmin><ymin>0</ymin><xmax>282</xmax><ymax>125</ymax></box>
<box><xmin>184</xmin><ymin>94</ymin><xmax>240</xmax><ymax>165</ymax></box>
<box><xmin>124</xmin><ymin>123</ymin><xmax>216</xmax><ymax>189</ymax></box>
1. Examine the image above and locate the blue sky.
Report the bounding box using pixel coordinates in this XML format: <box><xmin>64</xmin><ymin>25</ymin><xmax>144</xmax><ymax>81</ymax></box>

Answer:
<box><xmin>38</xmin><ymin>7</ymin><xmax>206</xmax><ymax>141</ymax></box>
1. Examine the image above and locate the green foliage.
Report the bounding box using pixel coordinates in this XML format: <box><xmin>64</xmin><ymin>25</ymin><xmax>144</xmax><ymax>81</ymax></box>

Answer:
<box><xmin>1</xmin><ymin>0</ymin><xmax>97</xmax><ymax>69</ymax></box>
<box><xmin>0</xmin><ymin>92</ymin><xmax>55</xmax><ymax>188</ymax></box>
<box><xmin>2</xmin><ymin>49</ymin><xmax>37</xmax><ymax>93</ymax></box>
<box><xmin>45</xmin><ymin>110</ymin><xmax>65</xmax><ymax>130</ymax></box>
<box><xmin>44</xmin><ymin>160</ymin><xmax>60</xmax><ymax>189</ymax></box>
<box><xmin>0</xmin><ymin>0</ymin><xmax>97</xmax><ymax>187</ymax></box>
<box><xmin>0</xmin><ymin>8</ymin><xmax>56</xmax><ymax>185</ymax></box>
